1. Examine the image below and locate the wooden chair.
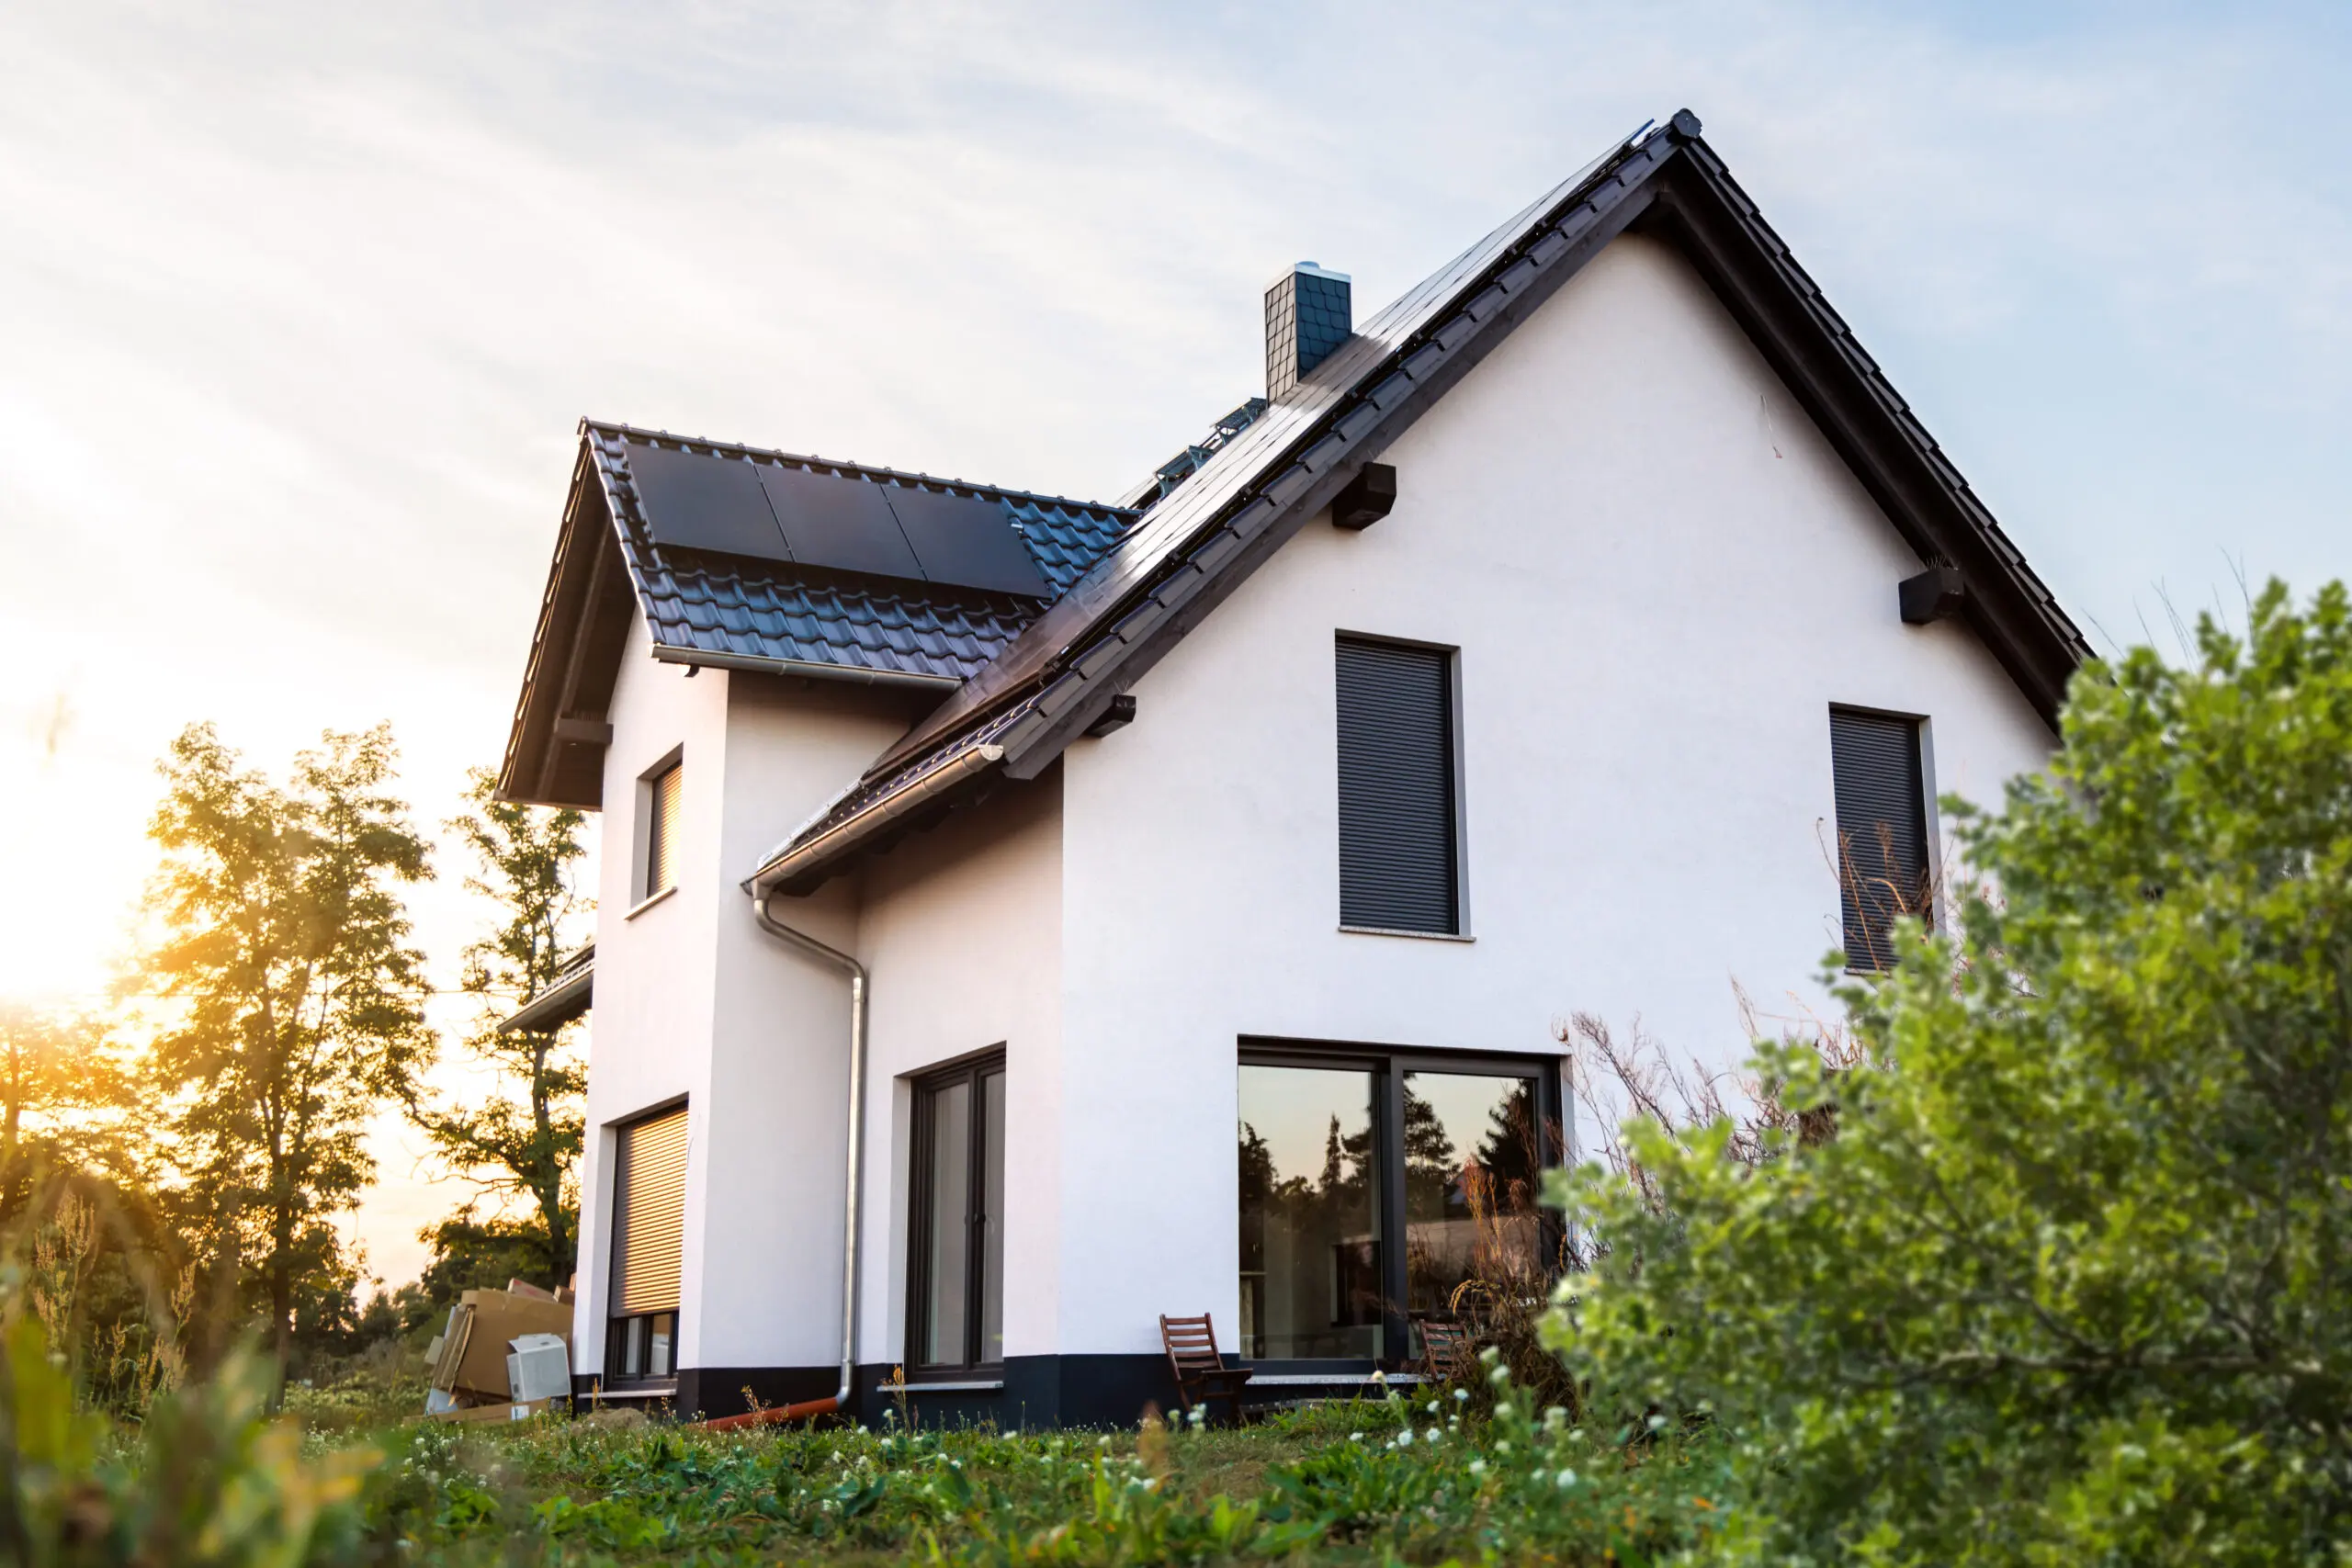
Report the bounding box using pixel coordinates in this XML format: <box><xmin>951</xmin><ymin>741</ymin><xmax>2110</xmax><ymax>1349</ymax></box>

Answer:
<box><xmin>1159</xmin><ymin>1314</ymin><xmax>1254</xmax><ymax>1426</ymax></box>
<box><xmin>1418</xmin><ymin>1316</ymin><xmax>1477</xmax><ymax>1386</ymax></box>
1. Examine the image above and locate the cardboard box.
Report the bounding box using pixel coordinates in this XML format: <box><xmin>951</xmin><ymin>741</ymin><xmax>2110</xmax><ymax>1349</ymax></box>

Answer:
<box><xmin>429</xmin><ymin>1289</ymin><xmax>575</xmax><ymax>1401</ymax></box>
<box><xmin>431</xmin><ymin>1397</ymin><xmax>555</xmax><ymax>1424</ymax></box>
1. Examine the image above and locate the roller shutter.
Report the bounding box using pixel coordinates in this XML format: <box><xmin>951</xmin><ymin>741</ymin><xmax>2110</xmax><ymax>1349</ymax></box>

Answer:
<box><xmin>1830</xmin><ymin>709</ymin><xmax>1928</xmax><ymax>972</ymax></box>
<box><xmin>610</xmin><ymin>1106</ymin><xmax>688</xmax><ymax>1316</ymax></box>
<box><xmin>1336</xmin><ymin>637</ymin><xmax>1459</xmax><ymax>934</ymax></box>
<box><xmin>645</xmin><ymin>762</ymin><xmax>683</xmax><ymax>897</ymax></box>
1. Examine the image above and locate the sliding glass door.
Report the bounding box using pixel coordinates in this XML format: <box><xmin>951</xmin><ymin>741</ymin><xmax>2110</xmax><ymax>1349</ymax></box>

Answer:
<box><xmin>1238</xmin><ymin>1045</ymin><xmax>1560</xmax><ymax>1365</ymax></box>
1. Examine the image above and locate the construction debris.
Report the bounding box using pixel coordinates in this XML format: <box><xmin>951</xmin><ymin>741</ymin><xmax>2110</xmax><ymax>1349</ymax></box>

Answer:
<box><xmin>424</xmin><ymin>1286</ymin><xmax>575</xmax><ymax>1418</ymax></box>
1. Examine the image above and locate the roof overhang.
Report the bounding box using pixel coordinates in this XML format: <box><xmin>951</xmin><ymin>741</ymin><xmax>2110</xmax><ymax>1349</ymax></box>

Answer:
<box><xmin>748</xmin><ymin>109</ymin><xmax>2088</xmax><ymax>895</ymax></box>
<box><xmin>497</xmin><ymin>447</ymin><xmax>637</xmax><ymax>808</ymax></box>
<box><xmin>496</xmin><ymin>958</ymin><xmax>594</xmax><ymax>1033</ymax></box>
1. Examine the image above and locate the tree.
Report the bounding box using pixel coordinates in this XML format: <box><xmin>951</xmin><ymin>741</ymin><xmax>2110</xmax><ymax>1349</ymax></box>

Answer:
<box><xmin>0</xmin><ymin>1007</ymin><xmax>134</xmax><ymax>1216</ymax></box>
<box><xmin>142</xmin><ymin>724</ymin><xmax>433</xmax><ymax>1371</ymax></box>
<box><xmin>404</xmin><ymin>769</ymin><xmax>588</xmax><ymax>1290</ymax></box>
<box><xmin>1554</xmin><ymin>581</ymin><xmax>2352</xmax><ymax>1562</ymax></box>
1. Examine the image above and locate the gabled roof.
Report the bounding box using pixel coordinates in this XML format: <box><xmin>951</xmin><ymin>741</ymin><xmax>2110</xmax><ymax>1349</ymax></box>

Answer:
<box><xmin>496</xmin><ymin>421</ymin><xmax>1135</xmax><ymax>807</ymax></box>
<box><xmin>745</xmin><ymin>110</ymin><xmax>2088</xmax><ymax>896</ymax></box>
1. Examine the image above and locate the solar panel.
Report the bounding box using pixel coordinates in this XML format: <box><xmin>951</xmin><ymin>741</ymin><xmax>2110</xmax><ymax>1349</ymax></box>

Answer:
<box><xmin>885</xmin><ymin>486</ymin><xmax>1049</xmax><ymax>598</ymax></box>
<box><xmin>625</xmin><ymin>442</ymin><xmax>791</xmax><ymax>560</ymax></box>
<box><xmin>758</xmin><ymin>465</ymin><xmax>923</xmax><ymax>581</ymax></box>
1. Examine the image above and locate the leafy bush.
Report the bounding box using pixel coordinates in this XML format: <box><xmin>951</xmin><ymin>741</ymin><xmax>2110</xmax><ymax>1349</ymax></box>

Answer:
<box><xmin>349</xmin><ymin>1369</ymin><xmax>1721</xmax><ymax>1563</ymax></box>
<box><xmin>0</xmin><ymin>1310</ymin><xmax>379</xmax><ymax>1565</ymax></box>
<box><xmin>1552</xmin><ymin>581</ymin><xmax>2352</xmax><ymax>1562</ymax></box>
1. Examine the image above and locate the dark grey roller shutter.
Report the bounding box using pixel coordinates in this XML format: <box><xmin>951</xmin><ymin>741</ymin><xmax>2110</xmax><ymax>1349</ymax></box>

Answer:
<box><xmin>1830</xmin><ymin>709</ymin><xmax>1928</xmax><ymax>972</ymax></box>
<box><xmin>1337</xmin><ymin>637</ymin><xmax>1459</xmax><ymax>933</ymax></box>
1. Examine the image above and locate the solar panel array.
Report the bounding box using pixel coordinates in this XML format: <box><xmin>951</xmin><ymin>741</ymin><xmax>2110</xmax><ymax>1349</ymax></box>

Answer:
<box><xmin>626</xmin><ymin>439</ymin><xmax>1050</xmax><ymax>599</ymax></box>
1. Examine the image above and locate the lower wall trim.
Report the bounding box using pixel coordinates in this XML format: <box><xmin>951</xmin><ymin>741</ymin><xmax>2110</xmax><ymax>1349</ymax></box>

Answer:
<box><xmin>662</xmin><ymin>1357</ymin><xmax>1394</xmax><ymax>1429</ymax></box>
<box><xmin>674</xmin><ymin>1364</ymin><xmax>841</xmax><ymax>1422</ymax></box>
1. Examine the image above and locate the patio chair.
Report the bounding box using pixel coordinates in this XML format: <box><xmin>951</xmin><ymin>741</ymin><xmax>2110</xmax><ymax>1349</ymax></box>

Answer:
<box><xmin>1417</xmin><ymin>1315</ymin><xmax>1478</xmax><ymax>1386</ymax></box>
<box><xmin>1159</xmin><ymin>1314</ymin><xmax>1254</xmax><ymax>1426</ymax></box>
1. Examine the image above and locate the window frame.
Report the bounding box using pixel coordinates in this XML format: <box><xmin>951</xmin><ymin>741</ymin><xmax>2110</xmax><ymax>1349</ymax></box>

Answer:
<box><xmin>904</xmin><ymin>1047</ymin><xmax>1007</xmax><ymax>1378</ymax></box>
<box><xmin>635</xmin><ymin>749</ymin><xmax>684</xmax><ymax>909</ymax></box>
<box><xmin>1827</xmin><ymin>705</ymin><xmax>1934</xmax><ymax>974</ymax></box>
<box><xmin>1333</xmin><ymin>631</ymin><xmax>1470</xmax><ymax>940</ymax></box>
<box><xmin>605</xmin><ymin>1097</ymin><xmax>688</xmax><ymax>1388</ymax></box>
<box><xmin>1236</xmin><ymin>1037</ymin><xmax>1566</xmax><ymax>1370</ymax></box>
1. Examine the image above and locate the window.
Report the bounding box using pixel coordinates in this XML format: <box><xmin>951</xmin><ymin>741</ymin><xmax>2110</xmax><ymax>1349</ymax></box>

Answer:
<box><xmin>1830</xmin><ymin>707</ymin><xmax>1930</xmax><ymax>972</ymax></box>
<box><xmin>1237</xmin><ymin>1043</ymin><xmax>1557</xmax><ymax>1363</ymax></box>
<box><xmin>642</xmin><ymin>758</ymin><xmax>683</xmax><ymax>901</ymax></box>
<box><xmin>908</xmin><ymin>1054</ymin><xmax>1005</xmax><ymax>1373</ymax></box>
<box><xmin>1335</xmin><ymin>637</ymin><xmax>1461</xmax><ymax>934</ymax></box>
<box><xmin>606</xmin><ymin>1103</ymin><xmax>687</xmax><ymax>1382</ymax></box>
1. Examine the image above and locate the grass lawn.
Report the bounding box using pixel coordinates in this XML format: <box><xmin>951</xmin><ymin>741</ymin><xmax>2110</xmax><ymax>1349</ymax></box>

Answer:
<box><xmin>307</xmin><ymin>1375</ymin><xmax>1729</xmax><ymax>1564</ymax></box>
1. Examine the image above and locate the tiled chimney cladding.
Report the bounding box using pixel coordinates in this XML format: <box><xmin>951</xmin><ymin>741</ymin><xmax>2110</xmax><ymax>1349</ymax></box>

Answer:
<box><xmin>1264</xmin><ymin>262</ymin><xmax>1352</xmax><ymax>401</ymax></box>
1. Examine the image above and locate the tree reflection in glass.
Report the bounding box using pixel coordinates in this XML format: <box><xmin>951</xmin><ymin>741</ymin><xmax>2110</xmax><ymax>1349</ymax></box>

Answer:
<box><xmin>1401</xmin><ymin>1073</ymin><xmax>1542</xmax><ymax>1346</ymax></box>
<box><xmin>1237</xmin><ymin>1065</ymin><xmax>1383</xmax><ymax>1359</ymax></box>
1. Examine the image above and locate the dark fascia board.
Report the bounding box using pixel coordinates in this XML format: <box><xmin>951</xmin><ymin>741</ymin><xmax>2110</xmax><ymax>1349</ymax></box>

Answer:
<box><xmin>756</xmin><ymin>122</ymin><xmax>1676</xmax><ymax>889</ymax></box>
<box><xmin>497</xmin><ymin>443</ymin><xmax>623</xmax><ymax>809</ymax></box>
<box><xmin>762</xmin><ymin>109</ymin><xmax>2091</xmax><ymax>891</ymax></box>
<box><xmin>866</xmin><ymin>122</ymin><xmax>1677</xmax><ymax>784</ymax></box>
<box><xmin>932</xmin><ymin>112</ymin><xmax>2084</xmax><ymax>781</ymax></box>
<box><xmin>997</xmin><ymin>152</ymin><xmax>1668</xmax><ymax>778</ymax></box>
<box><xmin>496</xmin><ymin>960</ymin><xmax>594</xmax><ymax>1033</ymax></box>
<box><xmin>1627</xmin><ymin>147</ymin><xmax>2088</xmax><ymax>723</ymax></box>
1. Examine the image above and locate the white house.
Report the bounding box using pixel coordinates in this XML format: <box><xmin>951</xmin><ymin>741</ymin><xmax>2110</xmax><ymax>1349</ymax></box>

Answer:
<box><xmin>495</xmin><ymin>110</ymin><xmax>2085</xmax><ymax>1427</ymax></box>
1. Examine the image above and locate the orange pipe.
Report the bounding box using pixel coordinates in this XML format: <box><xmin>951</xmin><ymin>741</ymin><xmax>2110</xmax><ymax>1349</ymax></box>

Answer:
<box><xmin>700</xmin><ymin>1394</ymin><xmax>842</xmax><ymax>1431</ymax></box>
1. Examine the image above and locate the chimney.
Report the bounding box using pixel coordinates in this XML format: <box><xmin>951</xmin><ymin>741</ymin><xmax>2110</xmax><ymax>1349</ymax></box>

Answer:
<box><xmin>1264</xmin><ymin>262</ymin><xmax>1351</xmax><ymax>400</ymax></box>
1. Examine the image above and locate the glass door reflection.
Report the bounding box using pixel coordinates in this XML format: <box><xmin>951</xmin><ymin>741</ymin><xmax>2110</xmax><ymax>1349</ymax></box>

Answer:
<box><xmin>1401</xmin><ymin>1072</ymin><xmax>1543</xmax><ymax>1348</ymax></box>
<box><xmin>1237</xmin><ymin>1064</ymin><xmax>1384</xmax><ymax>1359</ymax></box>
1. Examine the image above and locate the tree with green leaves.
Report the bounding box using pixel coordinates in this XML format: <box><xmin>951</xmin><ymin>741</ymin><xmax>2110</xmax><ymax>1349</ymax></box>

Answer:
<box><xmin>1553</xmin><ymin>581</ymin><xmax>2352</xmax><ymax>1562</ymax></box>
<box><xmin>404</xmin><ymin>768</ymin><xmax>588</xmax><ymax>1292</ymax></box>
<box><xmin>142</xmin><ymin>724</ymin><xmax>433</xmax><ymax>1371</ymax></box>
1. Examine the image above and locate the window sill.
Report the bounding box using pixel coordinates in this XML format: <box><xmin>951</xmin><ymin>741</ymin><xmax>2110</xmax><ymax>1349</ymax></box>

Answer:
<box><xmin>624</xmin><ymin>886</ymin><xmax>678</xmax><ymax>921</ymax></box>
<box><xmin>589</xmin><ymin>1380</ymin><xmax>677</xmax><ymax>1401</ymax></box>
<box><xmin>1245</xmin><ymin>1370</ymin><xmax>1426</xmax><ymax>1387</ymax></box>
<box><xmin>897</xmin><ymin>1378</ymin><xmax>1004</xmax><ymax>1393</ymax></box>
<box><xmin>1338</xmin><ymin>924</ymin><xmax>1474</xmax><ymax>943</ymax></box>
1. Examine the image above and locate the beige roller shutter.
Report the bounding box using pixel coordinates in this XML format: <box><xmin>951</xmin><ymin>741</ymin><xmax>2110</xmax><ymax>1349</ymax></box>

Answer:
<box><xmin>645</xmin><ymin>762</ymin><xmax>684</xmax><ymax>897</ymax></box>
<box><xmin>610</xmin><ymin>1106</ymin><xmax>688</xmax><ymax>1316</ymax></box>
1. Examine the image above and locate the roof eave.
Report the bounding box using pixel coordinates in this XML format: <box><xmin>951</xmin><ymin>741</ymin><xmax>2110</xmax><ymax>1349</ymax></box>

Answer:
<box><xmin>495</xmin><ymin>962</ymin><xmax>594</xmax><ymax>1033</ymax></box>
<box><xmin>746</xmin><ymin>742</ymin><xmax>1008</xmax><ymax>899</ymax></box>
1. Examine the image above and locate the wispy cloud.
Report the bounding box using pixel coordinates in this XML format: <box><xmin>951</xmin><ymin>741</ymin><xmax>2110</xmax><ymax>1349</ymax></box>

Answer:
<box><xmin>0</xmin><ymin>0</ymin><xmax>2343</xmax><ymax>1284</ymax></box>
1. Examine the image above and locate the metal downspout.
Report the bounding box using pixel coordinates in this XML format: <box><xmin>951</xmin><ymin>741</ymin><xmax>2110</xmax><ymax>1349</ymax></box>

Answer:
<box><xmin>701</xmin><ymin>893</ymin><xmax>866</xmax><ymax>1429</ymax></box>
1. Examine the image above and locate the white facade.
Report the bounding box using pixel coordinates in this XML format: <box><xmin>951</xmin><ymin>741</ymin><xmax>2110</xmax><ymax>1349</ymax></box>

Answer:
<box><xmin>567</xmin><ymin>227</ymin><xmax>2058</xmax><ymax>1414</ymax></box>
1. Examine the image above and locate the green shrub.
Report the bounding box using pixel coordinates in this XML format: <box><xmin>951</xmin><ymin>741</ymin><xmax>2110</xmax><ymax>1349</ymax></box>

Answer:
<box><xmin>1552</xmin><ymin>581</ymin><xmax>2352</xmax><ymax>1562</ymax></box>
<box><xmin>0</xmin><ymin>1311</ymin><xmax>379</xmax><ymax>1565</ymax></box>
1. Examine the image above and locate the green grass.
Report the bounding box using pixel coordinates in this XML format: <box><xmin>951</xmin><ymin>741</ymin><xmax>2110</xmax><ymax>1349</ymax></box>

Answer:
<box><xmin>344</xmin><ymin>1382</ymin><xmax>1732</xmax><ymax>1564</ymax></box>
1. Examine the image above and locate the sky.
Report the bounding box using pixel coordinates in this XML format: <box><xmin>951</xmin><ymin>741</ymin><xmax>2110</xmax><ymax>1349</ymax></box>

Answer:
<box><xmin>3</xmin><ymin>0</ymin><xmax>2347</xmax><ymax>1292</ymax></box>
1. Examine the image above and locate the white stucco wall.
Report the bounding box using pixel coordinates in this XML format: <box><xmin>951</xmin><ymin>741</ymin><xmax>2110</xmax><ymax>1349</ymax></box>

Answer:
<box><xmin>572</xmin><ymin>228</ymin><xmax>2066</xmax><ymax>1383</ymax></box>
<box><xmin>851</xmin><ymin>769</ymin><xmax>1064</xmax><ymax>1372</ymax></box>
<box><xmin>1051</xmin><ymin>231</ymin><xmax>2057</xmax><ymax>1358</ymax></box>
<box><xmin>693</xmin><ymin>676</ymin><xmax>927</xmax><ymax>1375</ymax></box>
<box><xmin>573</xmin><ymin>630</ymin><xmax>921</xmax><ymax>1378</ymax></box>
<box><xmin>574</xmin><ymin>617</ymin><xmax>729</xmax><ymax>1373</ymax></box>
